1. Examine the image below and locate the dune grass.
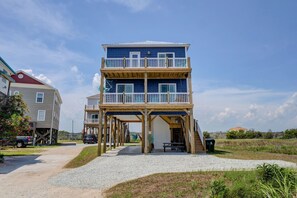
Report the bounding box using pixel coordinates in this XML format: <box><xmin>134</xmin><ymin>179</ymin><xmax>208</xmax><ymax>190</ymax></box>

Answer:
<box><xmin>105</xmin><ymin>171</ymin><xmax>260</xmax><ymax>198</ymax></box>
<box><xmin>213</xmin><ymin>139</ymin><xmax>297</xmax><ymax>164</ymax></box>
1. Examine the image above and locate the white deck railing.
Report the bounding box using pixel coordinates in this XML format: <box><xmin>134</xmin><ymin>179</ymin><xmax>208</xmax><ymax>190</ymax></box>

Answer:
<box><xmin>84</xmin><ymin>118</ymin><xmax>99</xmax><ymax>124</ymax></box>
<box><xmin>194</xmin><ymin>119</ymin><xmax>204</xmax><ymax>146</ymax></box>
<box><xmin>105</xmin><ymin>58</ymin><xmax>187</xmax><ymax>68</ymax></box>
<box><xmin>85</xmin><ymin>105</ymin><xmax>99</xmax><ymax>110</ymax></box>
<box><xmin>103</xmin><ymin>92</ymin><xmax>189</xmax><ymax>104</ymax></box>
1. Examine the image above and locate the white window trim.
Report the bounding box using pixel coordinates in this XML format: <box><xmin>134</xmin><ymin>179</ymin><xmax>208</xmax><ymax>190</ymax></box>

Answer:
<box><xmin>157</xmin><ymin>52</ymin><xmax>175</xmax><ymax>67</ymax></box>
<box><xmin>36</xmin><ymin>92</ymin><xmax>44</xmax><ymax>103</ymax></box>
<box><xmin>158</xmin><ymin>83</ymin><xmax>177</xmax><ymax>93</ymax></box>
<box><xmin>116</xmin><ymin>83</ymin><xmax>134</xmax><ymax>93</ymax></box>
<box><xmin>37</xmin><ymin>110</ymin><xmax>46</xmax><ymax>121</ymax></box>
<box><xmin>129</xmin><ymin>52</ymin><xmax>141</xmax><ymax>67</ymax></box>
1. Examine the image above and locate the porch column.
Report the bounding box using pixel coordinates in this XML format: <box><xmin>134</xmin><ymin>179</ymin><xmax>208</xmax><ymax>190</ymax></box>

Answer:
<box><xmin>97</xmin><ymin>110</ymin><xmax>103</xmax><ymax>156</ymax></box>
<box><xmin>141</xmin><ymin>115</ymin><xmax>145</xmax><ymax>153</ymax></box>
<box><xmin>190</xmin><ymin>110</ymin><xmax>195</xmax><ymax>154</ymax></box>
<box><xmin>109</xmin><ymin>116</ymin><xmax>113</xmax><ymax>149</ymax></box>
<box><xmin>185</xmin><ymin>115</ymin><xmax>190</xmax><ymax>153</ymax></box>
<box><xmin>144</xmin><ymin>109</ymin><xmax>149</xmax><ymax>154</ymax></box>
<box><xmin>113</xmin><ymin>117</ymin><xmax>116</xmax><ymax>148</ymax></box>
<box><xmin>144</xmin><ymin>73</ymin><xmax>147</xmax><ymax>104</ymax></box>
<box><xmin>103</xmin><ymin>113</ymin><xmax>107</xmax><ymax>153</ymax></box>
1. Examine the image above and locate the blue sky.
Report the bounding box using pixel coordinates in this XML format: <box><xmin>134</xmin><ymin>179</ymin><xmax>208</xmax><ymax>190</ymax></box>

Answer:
<box><xmin>0</xmin><ymin>0</ymin><xmax>297</xmax><ymax>132</ymax></box>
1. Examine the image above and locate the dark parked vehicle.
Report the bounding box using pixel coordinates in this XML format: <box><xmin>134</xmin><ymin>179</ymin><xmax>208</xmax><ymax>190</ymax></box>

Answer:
<box><xmin>0</xmin><ymin>136</ymin><xmax>32</xmax><ymax>148</ymax></box>
<box><xmin>83</xmin><ymin>134</ymin><xmax>98</xmax><ymax>144</ymax></box>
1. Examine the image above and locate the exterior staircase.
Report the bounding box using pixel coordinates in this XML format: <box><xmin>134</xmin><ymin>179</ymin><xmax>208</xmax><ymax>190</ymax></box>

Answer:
<box><xmin>194</xmin><ymin>119</ymin><xmax>205</xmax><ymax>152</ymax></box>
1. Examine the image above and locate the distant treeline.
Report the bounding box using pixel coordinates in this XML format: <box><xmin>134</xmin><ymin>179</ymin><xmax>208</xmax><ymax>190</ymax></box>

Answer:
<box><xmin>58</xmin><ymin>130</ymin><xmax>82</xmax><ymax>140</ymax></box>
<box><xmin>204</xmin><ymin>128</ymin><xmax>297</xmax><ymax>139</ymax></box>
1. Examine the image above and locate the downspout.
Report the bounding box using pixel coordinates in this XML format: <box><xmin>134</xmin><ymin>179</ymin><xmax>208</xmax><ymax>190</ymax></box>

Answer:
<box><xmin>49</xmin><ymin>91</ymin><xmax>56</xmax><ymax>144</ymax></box>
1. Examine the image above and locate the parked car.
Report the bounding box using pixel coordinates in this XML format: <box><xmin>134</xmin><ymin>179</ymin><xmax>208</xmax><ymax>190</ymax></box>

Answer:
<box><xmin>0</xmin><ymin>136</ymin><xmax>32</xmax><ymax>148</ymax></box>
<box><xmin>83</xmin><ymin>134</ymin><xmax>98</xmax><ymax>144</ymax></box>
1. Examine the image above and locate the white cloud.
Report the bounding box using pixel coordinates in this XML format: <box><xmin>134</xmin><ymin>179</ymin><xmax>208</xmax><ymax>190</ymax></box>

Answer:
<box><xmin>195</xmin><ymin>86</ymin><xmax>297</xmax><ymax>132</ymax></box>
<box><xmin>22</xmin><ymin>69</ymin><xmax>52</xmax><ymax>85</ymax></box>
<box><xmin>92</xmin><ymin>73</ymin><xmax>101</xmax><ymax>91</ymax></box>
<box><xmin>0</xmin><ymin>0</ymin><xmax>74</xmax><ymax>37</ymax></box>
<box><xmin>71</xmin><ymin>65</ymin><xmax>84</xmax><ymax>85</ymax></box>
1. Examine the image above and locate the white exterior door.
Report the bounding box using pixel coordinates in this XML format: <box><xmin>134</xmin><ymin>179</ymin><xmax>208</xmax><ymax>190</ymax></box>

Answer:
<box><xmin>129</xmin><ymin>52</ymin><xmax>140</xmax><ymax>67</ymax></box>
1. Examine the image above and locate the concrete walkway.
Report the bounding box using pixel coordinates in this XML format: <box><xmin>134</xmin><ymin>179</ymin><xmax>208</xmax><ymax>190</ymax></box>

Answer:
<box><xmin>49</xmin><ymin>146</ymin><xmax>297</xmax><ymax>192</ymax></box>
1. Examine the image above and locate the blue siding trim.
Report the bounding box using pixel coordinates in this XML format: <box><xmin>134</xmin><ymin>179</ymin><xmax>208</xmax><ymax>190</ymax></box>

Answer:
<box><xmin>107</xmin><ymin>47</ymin><xmax>185</xmax><ymax>58</ymax></box>
<box><xmin>105</xmin><ymin>79</ymin><xmax>187</xmax><ymax>93</ymax></box>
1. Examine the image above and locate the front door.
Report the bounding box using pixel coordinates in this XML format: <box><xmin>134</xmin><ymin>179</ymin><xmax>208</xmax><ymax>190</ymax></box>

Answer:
<box><xmin>172</xmin><ymin>128</ymin><xmax>183</xmax><ymax>143</ymax></box>
<box><xmin>158</xmin><ymin>52</ymin><xmax>175</xmax><ymax>67</ymax></box>
<box><xmin>129</xmin><ymin>52</ymin><xmax>140</xmax><ymax>67</ymax></box>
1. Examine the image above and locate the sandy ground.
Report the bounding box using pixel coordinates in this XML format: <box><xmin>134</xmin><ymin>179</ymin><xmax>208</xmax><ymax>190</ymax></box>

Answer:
<box><xmin>0</xmin><ymin>144</ymin><xmax>103</xmax><ymax>198</ymax></box>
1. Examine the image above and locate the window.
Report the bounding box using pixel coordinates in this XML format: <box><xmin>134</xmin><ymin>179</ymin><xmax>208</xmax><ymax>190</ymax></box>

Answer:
<box><xmin>116</xmin><ymin>84</ymin><xmax>134</xmax><ymax>103</ymax></box>
<box><xmin>159</xmin><ymin>83</ymin><xmax>177</xmax><ymax>103</ymax></box>
<box><xmin>14</xmin><ymin>91</ymin><xmax>19</xmax><ymax>95</ymax></box>
<box><xmin>36</xmin><ymin>92</ymin><xmax>44</xmax><ymax>103</ymax></box>
<box><xmin>159</xmin><ymin>83</ymin><xmax>176</xmax><ymax>93</ymax></box>
<box><xmin>91</xmin><ymin>114</ymin><xmax>98</xmax><ymax>123</ymax></box>
<box><xmin>158</xmin><ymin>52</ymin><xmax>175</xmax><ymax>67</ymax></box>
<box><xmin>37</xmin><ymin>110</ymin><xmax>46</xmax><ymax>121</ymax></box>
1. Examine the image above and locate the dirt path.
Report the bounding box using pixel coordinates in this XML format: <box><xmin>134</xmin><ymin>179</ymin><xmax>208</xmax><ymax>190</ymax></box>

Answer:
<box><xmin>0</xmin><ymin>145</ymin><xmax>103</xmax><ymax>198</ymax></box>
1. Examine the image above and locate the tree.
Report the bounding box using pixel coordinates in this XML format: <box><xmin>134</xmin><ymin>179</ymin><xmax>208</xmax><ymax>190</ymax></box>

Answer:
<box><xmin>203</xmin><ymin>131</ymin><xmax>211</xmax><ymax>138</ymax></box>
<box><xmin>0</xmin><ymin>95</ymin><xmax>30</xmax><ymax>139</ymax></box>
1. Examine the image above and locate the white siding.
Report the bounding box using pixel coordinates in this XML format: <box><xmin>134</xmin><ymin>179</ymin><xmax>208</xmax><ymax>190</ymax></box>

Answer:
<box><xmin>152</xmin><ymin>116</ymin><xmax>170</xmax><ymax>149</ymax></box>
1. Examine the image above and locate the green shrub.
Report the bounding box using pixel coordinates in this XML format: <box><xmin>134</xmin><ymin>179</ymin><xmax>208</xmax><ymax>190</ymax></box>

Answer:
<box><xmin>257</xmin><ymin>163</ymin><xmax>297</xmax><ymax>197</ymax></box>
<box><xmin>226</xmin><ymin>131</ymin><xmax>238</xmax><ymax>139</ymax></box>
<box><xmin>210</xmin><ymin>180</ymin><xmax>229</xmax><ymax>198</ymax></box>
<box><xmin>264</xmin><ymin>132</ymin><xmax>274</xmax><ymax>139</ymax></box>
<box><xmin>203</xmin><ymin>131</ymin><xmax>210</xmax><ymax>138</ymax></box>
<box><xmin>283</xmin><ymin>129</ymin><xmax>297</xmax><ymax>139</ymax></box>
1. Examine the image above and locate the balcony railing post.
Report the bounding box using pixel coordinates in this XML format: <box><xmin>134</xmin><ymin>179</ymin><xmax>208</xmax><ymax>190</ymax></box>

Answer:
<box><xmin>123</xmin><ymin>92</ymin><xmax>125</xmax><ymax>104</ymax></box>
<box><xmin>101</xmin><ymin>57</ymin><xmax>105</xmax><ymax>68</ymax></box>
<box><xmin>123</xmin><ymin>57</ymin><xmax>126</xmax><ymax>68</ymax></box>
<box><xmin>145</xmin><ymin>57</ymin><xmax>147</xmax><ymax>68</ymax></box>
<box><xmin>167</xmin><ymin>92</ymin><xmax>170</xmax><ymax>104</ymax></box>
<box><xmin>166</xmin><ymin>57</ymin><xmax>168</xmax><ymax>68</ymax></box>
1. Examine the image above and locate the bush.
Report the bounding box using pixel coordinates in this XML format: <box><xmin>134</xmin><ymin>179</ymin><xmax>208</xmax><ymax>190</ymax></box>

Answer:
<box><xmin>283</xmin><ymin>129</ymin><xmax>297</xmax><ymax>139</ymax></box>
<box><xmin>210</xmin><ymin>180</ymin><xmax>229</xmax><ymax>198</ymax></box>
<box><xmin>264</xmin><ymin>132</ymin><xmax>274</xmax><ymax>139</ymax></box>
<box><xmin>203</xmin><ymin>131</ymin><xmax>210</xmax><ymax>138</ymax></box>
<box><xmin>226</xmin><ymin>131</ymin><xmax>238</xmax><ymax>139</ymax></box>
<box><xmin>257</xmin><ymin>163</ymin><xmax>297</xmax><ymax>197</ymax></box>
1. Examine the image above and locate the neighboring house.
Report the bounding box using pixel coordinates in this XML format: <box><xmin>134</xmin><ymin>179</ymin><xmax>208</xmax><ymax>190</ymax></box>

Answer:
<box><xmin>229</xmin><ymin>127</ymin><xmax>248</xmax><ymax>132</ymax></box>
<box><xmin>83</xmin><ymin>94</ymin><xmax>129</xmax><ymax>144</ymax></box>
<box><xmin>10</xmin><ymin>71</ymin><xmax>62</xmax><ymax>144</ymax></box>
<box><xmin>0</xmin><ymin>57</ymin><xmax>16</xmax><ymax>98</ymax></box>
<box><xmin>97</xmin><ymin>41</ymin><xmax>205</xmax><ymax>154</ymax></box>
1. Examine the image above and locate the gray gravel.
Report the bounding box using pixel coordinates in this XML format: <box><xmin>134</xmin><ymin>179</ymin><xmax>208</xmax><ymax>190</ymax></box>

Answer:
<box><xmin>49</xmin><ymin>146</ymin><xmax>297</xmax><ymax>190</ymax></box>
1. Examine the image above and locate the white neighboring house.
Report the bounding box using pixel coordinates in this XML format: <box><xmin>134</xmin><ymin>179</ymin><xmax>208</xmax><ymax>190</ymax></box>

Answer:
<box><xmin>83</xmin><ymin>94</ymin><xmax>100</xmax><ymax>135</ymax></box>
<box><xmin>10</xmin><ymin>70</ymin><xmax>62</xmax><ymax>144</ymax></box>
<box><xmin>0</xmin><ymin>57</ymin><xmax>16</xmax><ymax>98</ymax></box>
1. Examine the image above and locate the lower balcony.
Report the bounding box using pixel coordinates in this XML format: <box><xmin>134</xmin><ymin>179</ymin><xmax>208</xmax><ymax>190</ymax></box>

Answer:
<box><xmin>84</xmin><ymin>118</ymin><xmax>99</xmax><ymax>124</ymax></box>
<box><xmin>103</xmin><ymin>93</ymin><xmax>189</xmax><ymax>104</ymax></box>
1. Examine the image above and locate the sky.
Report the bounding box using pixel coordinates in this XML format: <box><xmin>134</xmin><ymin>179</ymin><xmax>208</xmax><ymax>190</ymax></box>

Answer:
<box><xmin>0</xmin><ymin>0</ymin><xmax>297</xmax><ymax>132</ymax></box>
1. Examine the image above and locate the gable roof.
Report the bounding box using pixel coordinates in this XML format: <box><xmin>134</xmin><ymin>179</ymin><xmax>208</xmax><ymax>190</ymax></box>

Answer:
<box><xmin>0</xmin><ymin>56</ymin><xmax>16</xmax><ymax>74</ymax></box>
<box><xmin>102</xmin><ymin>41</ymin><xmax>190</xmax><ymax>50</ymax></box>
<box><xmin>12</xmin><ymin>70</ymin><xmax>62</xmax><ymax>104</ymax></box>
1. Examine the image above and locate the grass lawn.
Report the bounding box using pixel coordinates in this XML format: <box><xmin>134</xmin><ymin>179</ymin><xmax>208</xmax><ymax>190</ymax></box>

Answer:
<box><xmin>105</xmin><ymin>171</ymin><xmax>261</xmax><ymax>198</ymax></box>
<box><xmin>0</xmin><ymin>145</ymin><xmax>55</xmax><ymax>156</ymax></box>
<box><xmin>213</xmin><ymin>139</ymin><xmax>297</xmax><ymax>164</ymax></box>
<box><xmin>58</xmin><ymin>139</ymin><xmax>83</xmax><ymax>144</ymax></box>
<box><xmin>64</xmin><ymin>145</ymin><xmax>103</xmax><ymax>168</ymax></box>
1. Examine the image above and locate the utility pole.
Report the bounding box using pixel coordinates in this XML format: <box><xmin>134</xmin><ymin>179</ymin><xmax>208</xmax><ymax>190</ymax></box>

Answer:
<box><xmin>71</xmin><ymin>120</ymin><xmax>74</xmax><ymax>140</ymax></box>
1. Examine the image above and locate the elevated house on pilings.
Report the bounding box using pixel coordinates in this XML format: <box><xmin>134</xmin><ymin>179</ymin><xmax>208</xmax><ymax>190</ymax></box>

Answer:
<box><xmin>97</xmin><ymin>41</ymin><xmax>205</xmax><ymax>155</ymax></box>
<box><xmin>83</xmin><ymin>94</ymin><xmax>130</xmax><ymax>147</ymax></box>
<box><xmin>10</xmin><ymin>71</ymin><xmax>62</xmax><ymax>145</ymax></box>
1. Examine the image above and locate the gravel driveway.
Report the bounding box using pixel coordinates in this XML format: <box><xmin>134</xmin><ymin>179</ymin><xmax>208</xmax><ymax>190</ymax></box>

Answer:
<box><xmin>50</xmin><ymin>146</ymin><xmax>297</xmax><ymax>191</ymax></box>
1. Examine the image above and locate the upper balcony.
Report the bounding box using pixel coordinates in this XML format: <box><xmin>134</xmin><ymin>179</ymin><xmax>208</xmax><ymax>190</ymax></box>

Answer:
<box><xmin>101</xmin><ymin>57</ymin><xmax>191</xmax><ymax>79</ymax></box>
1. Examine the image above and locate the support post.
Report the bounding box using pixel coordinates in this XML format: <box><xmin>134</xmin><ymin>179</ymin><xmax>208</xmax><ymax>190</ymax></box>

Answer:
<box><xmin>141</xmin><ymin>115</ymin><xmax>145</xmax><ymax>153</ymax></box>
<box><xmin>113</xmin><ymin>117</ymin><xmax>116</xmax><ymax>149</ymax></box>
<box><xmin>185</xmin><ymin>115</ymin><xmax>190</xmax><ymax>153</ymax></box>
<box><xmin>109</xmin><ymin>116</ymin><xmax>113</xmax><ymax>149</ymax></box>
<box><xmin>97</xmin><ymin>110</ymin><xmax>103</xmax><ymax>156</ymax></box>
<box><xmin>103</xmin><ymin>113</ymin><xmax>107</xmax><ymax>153</ymax></box>
<box><xmin>144</xmin><ymin>109</ymin><xmax>149</xmax><ymax>154</ymax></box>
<box><xmin>190</xmin><ymin>110</ymin><xmax>195</xmax><ymax>154</ymax></box>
